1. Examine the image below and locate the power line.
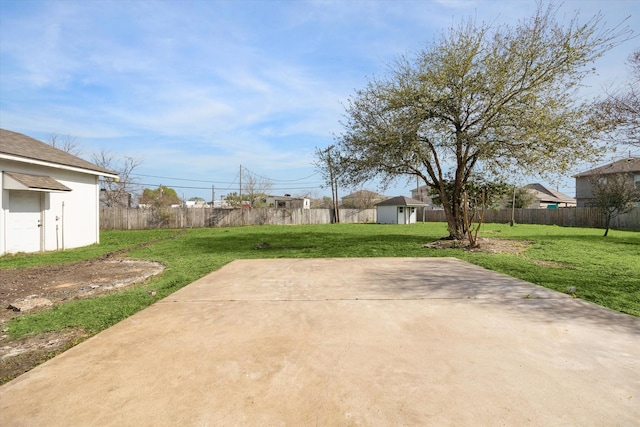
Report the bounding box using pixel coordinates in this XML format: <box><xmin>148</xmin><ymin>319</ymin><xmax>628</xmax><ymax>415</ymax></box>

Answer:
<box><xmin>116</xmin><ymin>181</ymin><xmax>324</xmax><ymax>192</ymax></box>
<box><xmin>130</xmin><ymin>169</ymin><xmax>322</xmax><ymax>186</ymax></box>
<box><xmin>130</xmin><ymin>173</ymin><xmax>236</xmax><ymax>184</ymax></box>
<box><xmin>115</xmin><ymin>167</ymin><xmax>327</xmax><ymax>198</ymax></box>
<box><xmin>242</xmin><ymin>168</ymin><xmax>320</xmax><ymax>182</ymax></box>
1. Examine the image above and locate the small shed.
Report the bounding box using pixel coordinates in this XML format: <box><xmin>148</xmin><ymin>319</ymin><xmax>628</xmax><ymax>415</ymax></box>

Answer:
<box><xmin>375</xmin><ymin>196</ymin><xmax>426</xmax><ymax>224</ymax></box>
<box><xmin>1</xmin><ymin>129</ymin><xmax>118</xmax><ymax>255</ymax></box>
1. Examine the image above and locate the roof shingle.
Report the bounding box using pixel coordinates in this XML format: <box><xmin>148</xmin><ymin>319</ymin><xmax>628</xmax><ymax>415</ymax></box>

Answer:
<box><xmin>4</xmin><ymin>171</ymin><xmax>72</xmax><ymax>192</ymax></box>
<box><xmin>524</xmin><ymin>183</ymin><xmax>575</xmax><ymax>204</ymax></box>
<box><xmin>0</xmin><ymin>129</ymin><xmax>117</xmax><ymax>176</ymax></box>
<box><xmin>375</xmin><ymin>196</ymin><xmax>426</xmax><ymax>206</ymax></box>
<box><xmin>573</xmin><ymin>157</ymin><xmax>640</xmax><ymax>178</ymax></box>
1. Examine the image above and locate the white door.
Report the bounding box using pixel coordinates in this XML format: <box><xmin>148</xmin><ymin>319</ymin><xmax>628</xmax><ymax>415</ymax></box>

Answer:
<box><xmin>6</xmin><ymin>191</ymin><xmax>43</xmax><ymax>253</ymax></box>
<box><xmin>397</xmin><ymin>206</ymin><xmax>406</xmax><ymax>224</ymax></box>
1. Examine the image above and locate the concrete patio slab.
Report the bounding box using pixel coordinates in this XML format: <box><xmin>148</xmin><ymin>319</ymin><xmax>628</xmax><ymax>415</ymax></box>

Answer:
<box><xmin>1</xmin><ymin>258</ymin><xmax>639</xmax><ymax>426</ymax></box>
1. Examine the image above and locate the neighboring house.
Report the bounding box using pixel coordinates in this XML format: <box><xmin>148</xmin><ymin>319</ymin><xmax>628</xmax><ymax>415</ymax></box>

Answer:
<box><xmin>211</xmin><ymin>199</ymin><xmax>232</xmax><ymax>208</ymax></box>
<box><xmin>341</xmin><ymin>190</ymin><xmax>386</xmax><ymax>209</ymax></box>
<box><xmin>573</xmin><ymin>157</ymin><xmax>640</xmax><ymax>207</ymax></box>
<box><xmin>265</xmin><ymin>194</ymin><xmax>310</xmax><ymax>209</ymax></box>
<box><xmin>1</xmin><ymin>129</ymin><xmax>118</xmax><ymax>255</ymax></box>
<box><xmin>375</xmin><ymin>196</ymin><xmax>426</xmax><ymax>224</ymax></box>
<box><xmin>523</xmin><ymin>183</ymin><xmax>576</xmax><ymax>208</ymax></box>
<box><xmin>410</xmin><ymin>185</ymin><xmax>438</xmax><ymax>209</ymax></box>
<box><xmin>185</xmin><ymin>200</ymin><xmax>210</xmax><ymax>208</ymax></box>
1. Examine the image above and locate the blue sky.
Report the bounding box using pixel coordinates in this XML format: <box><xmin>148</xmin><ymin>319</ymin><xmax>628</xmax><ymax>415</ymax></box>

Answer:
<box><xmin>1</xmin><ymin>0</ymin><xmax>638</xmax><ymax>201</ymax></box>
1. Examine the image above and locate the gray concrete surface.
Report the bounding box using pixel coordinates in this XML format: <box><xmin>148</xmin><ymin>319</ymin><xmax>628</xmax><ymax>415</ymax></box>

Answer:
<box><xmin>1</xmin><ymin>257</ymin><xmax>639</xmax><ymax>426</ymax></box>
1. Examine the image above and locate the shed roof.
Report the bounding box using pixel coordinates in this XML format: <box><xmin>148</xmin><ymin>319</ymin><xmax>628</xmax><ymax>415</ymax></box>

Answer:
<box><xmin>4</xmin><ymin>171</ymin><xmax>72</xmax><ymax>192</ymax></box>
<box><xmin>375</xmin><ymin>196</ymin><xmax>426</xmax><ymax>207</ymax></box>
<box><xmin>524</xmin><ymin>183</ymin><xmax>575</xmax><ymax>204</ymax></box>
<box><xmin>573</xmin><ymin>157</ymin><xmax>640</xmax><ymax>178</ymax></box>
<box><xmin>0</xmin><ymin>129</ymin><xmax>117</xmax><ymax>177</ymax></box>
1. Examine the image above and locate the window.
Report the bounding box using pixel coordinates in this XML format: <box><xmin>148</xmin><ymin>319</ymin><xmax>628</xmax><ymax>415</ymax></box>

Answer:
<box><xmin>634</xmin><ymin>174</ymin><xmax>640</xmax><ymax>189</ymax></box>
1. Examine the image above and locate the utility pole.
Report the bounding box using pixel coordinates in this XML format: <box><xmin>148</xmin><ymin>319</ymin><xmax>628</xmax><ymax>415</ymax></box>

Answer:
<box><xmin>510</xmin><ymin>185</ymin><xmax>516</xmax><ymax>227</ymax></box>
<box><xmin>211</xmin><ymin>185</ymin><xmax>215</xmax><ymax>207</ymax></box>
<box><xmin>326</xmin><ymin>146</ymin><xmax>340</xmax><ymax>223</ymax></box>
<box><xmin>239</xmin><ymin>164</ymin><xmax>244</xmax><ymax>225</ymax></box>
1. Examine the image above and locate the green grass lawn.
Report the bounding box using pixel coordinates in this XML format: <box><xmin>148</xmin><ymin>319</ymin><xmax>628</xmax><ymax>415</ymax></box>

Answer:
<box><xmin>2</xmin><ymin>223</ymin><xmax>639</xmax><ymax>340</ymax></box>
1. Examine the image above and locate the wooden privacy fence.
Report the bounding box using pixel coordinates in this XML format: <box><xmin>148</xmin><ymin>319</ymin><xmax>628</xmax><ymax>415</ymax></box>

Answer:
<box><xmin>100</xmin><ymin>206</ymin><xmax>639</xmax><ymax>231</ymax></box>
<box><xmin>419</xmin><ymin>207</ymin><xmax>640</xmax><ymax>231</ymax></box>
<box><xmin>100</xmin><ymin>207</ymin><xmax>377</xmax><ymax>230</ymax></box>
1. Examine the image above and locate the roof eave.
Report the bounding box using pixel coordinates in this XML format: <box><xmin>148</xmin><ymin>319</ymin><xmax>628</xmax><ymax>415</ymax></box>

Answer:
<box><xmin>0</xmin><ymin>153</ymin><xmax>119</xmax><ymax>179</ymax></box>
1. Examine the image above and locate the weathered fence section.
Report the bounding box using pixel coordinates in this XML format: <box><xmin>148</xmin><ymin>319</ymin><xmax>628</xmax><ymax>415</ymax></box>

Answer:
<box><xmin>101</xmin><ymin>206</ymin><xmax>639</xmax><ymax>231</ymax></box>
<box><xmin>100</xmin><ymin>207</ymin><xmax>377</xmax><ymax>230</ymax></box>
<box><xmin>419</xmin><ymin>207</ymin><xmax>640</xmax><ymax>231</ymax></box>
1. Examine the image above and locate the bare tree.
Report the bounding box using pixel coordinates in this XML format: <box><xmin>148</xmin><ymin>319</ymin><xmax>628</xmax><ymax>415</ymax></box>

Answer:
<box><xmin>594</xmin><ymin>49</ymin><xmax>640</xmax><ymax>147</ymax></box>
<box><xmin>92</xmin><ymin>150</ymin><xmax>142</xmax><ymax>207</ymax></box>
<box><xmin>342</xmin><ymin>189</ymin><xmax>380</xmax><ymax>209</ymax></box>
<box><xmin>241</xmin><ymin>169</ymin><xmax>273</xmax><ymax>208</ymax></box>
<box><xmin>47</xmin><ymin>133</ymin><xmax>82</xmax><ymax>156</ymax></box>
<box><xmin>589</xmin><ymin>173</ymin><xmax>640</xmax><ymax>236</ymax></box>
<box><xmin>226</xmin><ymin>169</ymin><xmax>273</xmax><ymax>208</ymax></box>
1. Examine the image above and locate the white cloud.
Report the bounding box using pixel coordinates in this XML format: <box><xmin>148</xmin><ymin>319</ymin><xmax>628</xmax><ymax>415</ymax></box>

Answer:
<box><xmin>1</xmin><ymin>0</ymin><xmax>638</xmax><ymax>200</ymax></box>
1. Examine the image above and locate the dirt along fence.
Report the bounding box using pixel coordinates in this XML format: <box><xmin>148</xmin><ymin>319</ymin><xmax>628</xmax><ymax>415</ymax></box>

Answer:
<box><xmin>100</xmin><ymin>207</ymin><xmax>377</xmax><ymax>230</ymax></box>
<box><xmin>419</xmin><ymin>207</ymin><xmax>640</xmax><ymax>231</ymax></box>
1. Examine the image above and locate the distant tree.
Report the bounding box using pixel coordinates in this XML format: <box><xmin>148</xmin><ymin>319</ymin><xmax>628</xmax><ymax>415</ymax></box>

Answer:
<box><xmin>311</xmin><ymin>196</ymin><xmax>334</xmax><ymax>209</ymax></box>
<box><xmin>229</xmin><ymin>169</ymin><xmax>273</xmax><ymax>208</ymax></box>
<box><xmin>47</xmin><ymin>133</ymin><xmax>82</xmax><ymax>156</ymax></box>
<box><xmin>139</xmin><ymin>185</ymin><xmax>181</xmax><ymax>207</ymax></box>
<box><xmin>594</xmin><ymin>49</ymin><xmax>640</xmax><ymax>147</ymax></box>
<box><xmin>224</xmin><ymin>192</ymin><xmax>243</xmax><ymax>208</ymax></box>
<box><xmin>188</xmin><ymin>197</ymin><xmax>205</xmax><ymax>202</ymax></box>
<box><xmin>342</xmin><ymin>190</ymin><xmax>381</xmax><ymax>209</ymax></box>
<box><xmin>589</xmin><ymin>174</ymin><xmax>640</xmax><ymax>236</ymax></box>
<box><xmin>138</xmin><ymin>185</ymin><xmax>181</xmax><ymax>227</ymax></box>
<box><xmin>93</xmin><ymin>150</ymin><xmax>142</xmax><ymax>207</ymax></box>
<box><xmin>242</xmin><ymin>170</ymin><xmax>273</xmax><ymax>208</ymax></box>
<box><xmin>504</xmin><ymin>187</ymin><xmax>538</xmax><ymax>209</ymax></box>
<box><xmin>327</xmin><ymin>2</ymin><xmax>631</xmax><ymax>239</ymax></box>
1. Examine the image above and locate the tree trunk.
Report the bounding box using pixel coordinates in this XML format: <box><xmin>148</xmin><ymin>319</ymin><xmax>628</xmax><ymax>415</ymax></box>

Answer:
<box><xmin>437</xmin><ymin>183</ymin><xmax>465</xmax><ymax>239</ymax></box>
<box><xmin>442</xmin><ymin>203</ymin><xmax>465</xmax><ymax>239</ymax></box>
<box><xmin>603</xmin><ymin>212</ymin><xmax>611</xmax><ymax>236</ymax></box>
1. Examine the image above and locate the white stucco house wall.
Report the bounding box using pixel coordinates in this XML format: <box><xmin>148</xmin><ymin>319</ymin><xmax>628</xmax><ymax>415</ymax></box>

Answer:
<box><xmin>1</xmin><ymin>129</ymin><xmax>119</xmax><ymax>255</ymax></box>
<box><xmin>375</xmin><ymin>196</ymin><xmax>426</xmax><ymax>224</ymax></box>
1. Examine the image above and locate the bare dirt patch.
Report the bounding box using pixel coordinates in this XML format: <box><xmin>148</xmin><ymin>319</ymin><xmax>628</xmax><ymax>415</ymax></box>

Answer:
<box><xmin>1</xmin><ymin>257</ymin><xmax>164</xmax><ymax>383</ymax></box>
<box><xmin>424</xmin><ymin>237</ymin><xmax>532</xmax><ymax>254</ymax></box>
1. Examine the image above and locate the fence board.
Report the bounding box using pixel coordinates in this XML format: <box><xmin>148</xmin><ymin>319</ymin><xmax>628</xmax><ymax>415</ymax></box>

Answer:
<box><xmin>100</xmin><ymin>207</ymin><xmax>378</xmax><ymax>230</ymax></box>
<box><xmin>419</xmin><ymin>207</ymin><xmax>639</xmax><ymax>231</ymax></box>
<box><xmin>100</xmin><ymin>207</ymin><xmax>639</xmax><ymax>231</ymax></box>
